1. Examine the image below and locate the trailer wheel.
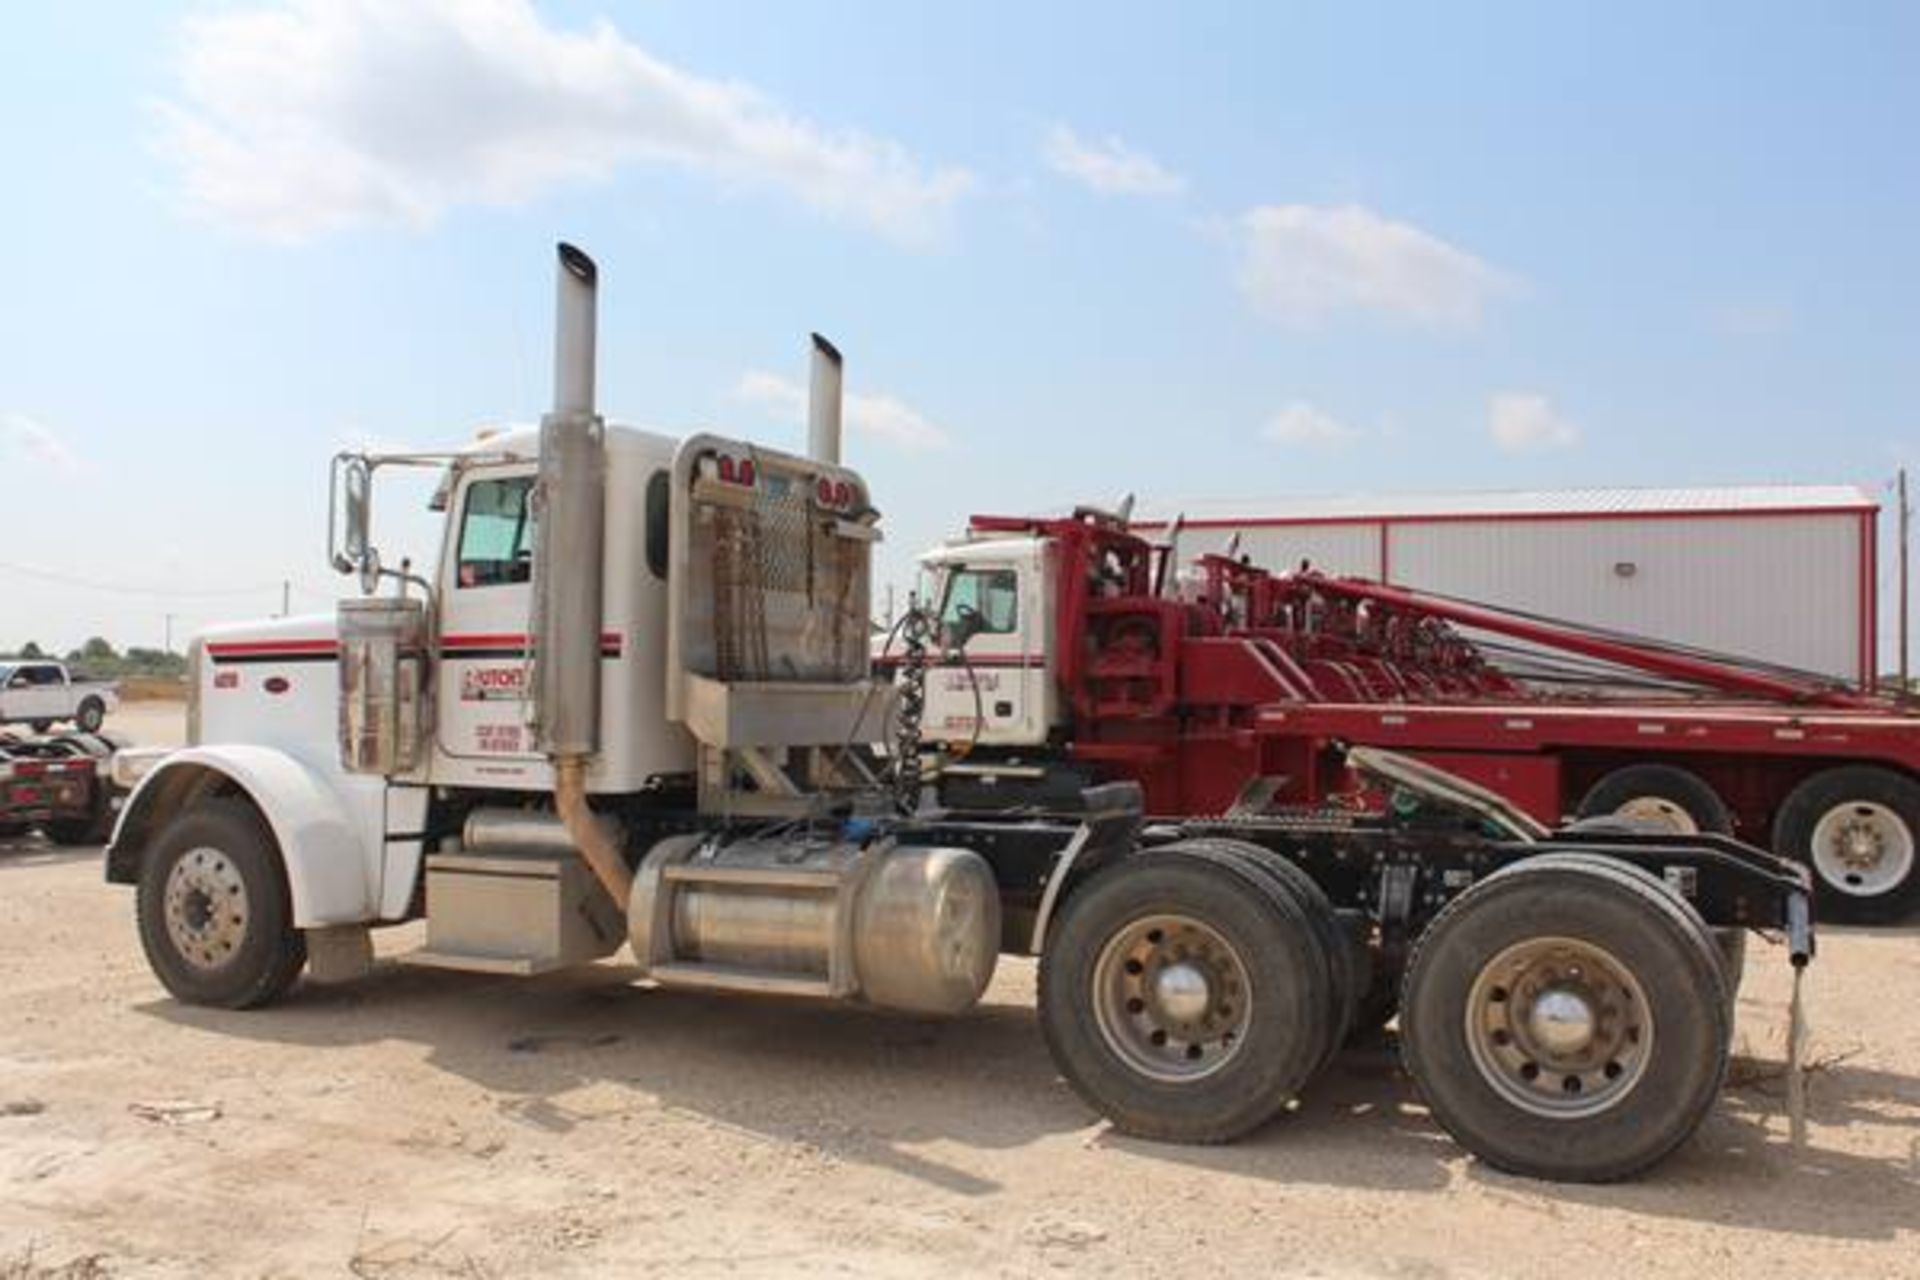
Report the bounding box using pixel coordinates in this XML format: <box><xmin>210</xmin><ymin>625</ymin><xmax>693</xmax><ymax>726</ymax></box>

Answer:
<box><xmin>74</xmin><ymin>698</ymin><xmax>105</xmax><ymax>733</ymax></box>
<box><xmin>136</xmin><ymin>799</ymin><xmax>306</xmax><ymax>1009</ymax></box>
<box><xmin>1774</xmin><ymin>766</ymin><xmax>1920</xmax><ymax>923</ymax></box>
<box><xmin>1400</xmin><ymin>855</ymin><xmax>1729</xmax><ymax>1182</ymax></box>
<box><xmin>1576</xmin><ymin>764</ymin><xmax>1731</xmax><ymax>835</ymax></box>
<box><xmin>1038</xmin><ymin>843</ymin><xmax>1334</xmax><ymax>1143</ymax></box>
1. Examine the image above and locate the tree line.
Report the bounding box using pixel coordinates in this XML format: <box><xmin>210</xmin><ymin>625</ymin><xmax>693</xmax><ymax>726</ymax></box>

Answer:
<box><xmin>3</xmin><ymin>638</ymin><xmax>188</xmax><ymax>681</ymax></box>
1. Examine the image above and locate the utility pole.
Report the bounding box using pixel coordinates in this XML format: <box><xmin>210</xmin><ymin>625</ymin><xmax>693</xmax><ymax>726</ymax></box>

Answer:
<box><xmin>281</xmin><ymin>579</ymin><xmax>291</xmax><ymax>617</ymax></box>
<box><xmin>1901</xmin><ymin>468</ymin><xmax>1911</xmax><ymax>694</ymax></box>
<box><xmin>164</xmin><ymin>613</ymin><xmax>174</xmax><ymax>656</ymax></box>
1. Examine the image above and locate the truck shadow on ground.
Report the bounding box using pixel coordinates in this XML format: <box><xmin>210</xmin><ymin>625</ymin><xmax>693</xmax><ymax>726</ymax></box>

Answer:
<box><xmin>0</xmin><ymin>834</ymin><xmax>97</xmax><ymax>870</ymax></box>
<box><xmin>137</xmin><ymin>959</ymin><xmax>1919</xmax><ymax>1237</ymax></box>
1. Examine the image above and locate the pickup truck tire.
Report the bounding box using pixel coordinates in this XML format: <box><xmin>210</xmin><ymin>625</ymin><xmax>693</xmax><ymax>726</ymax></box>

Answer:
<box><xmin>1039</xmin><ymin>844</ymin><xmax>1334</xmax><ymax>1143</ymax></box>
<box><xmin>1773</xmin><ymin>766</ymin><xmax>1920</xmax><ymax>924</ymax></box>
<box><xmin>136</xmin><ymin>799</ymin><xmax>306</xmax><ymax>1009</ymax></box>
<box><xmin>1399</xmin><ymin>854</ymin><xmax>1729</xmax><ymax>1183</ymax></box>
<box><xmin>75</xmin><ymin>697</ymin><xmax>105</xmax><ymax>733</ymax></box>
<box><xmin>29</xmin><ymin>720</ymin><xmax>51</xmax><ymax>734</ymax></box>
<box><xmin>1576</xmin><ymin>764</ymin><xmax>1732</xmax><ymax>836</ymax></box>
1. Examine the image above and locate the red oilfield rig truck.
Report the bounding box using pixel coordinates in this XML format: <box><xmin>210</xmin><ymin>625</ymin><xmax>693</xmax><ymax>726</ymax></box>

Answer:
<box><xmin>909</xmin><ymin>505</ymin><xmax>1920</xmax><ymax>923</ymax></box>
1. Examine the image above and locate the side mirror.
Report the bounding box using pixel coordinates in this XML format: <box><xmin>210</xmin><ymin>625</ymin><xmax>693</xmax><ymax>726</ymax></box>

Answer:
<box><xmin>330</xmin><ymin>454</ymin><xmax>380</xmax><ymax>594</ymax></box>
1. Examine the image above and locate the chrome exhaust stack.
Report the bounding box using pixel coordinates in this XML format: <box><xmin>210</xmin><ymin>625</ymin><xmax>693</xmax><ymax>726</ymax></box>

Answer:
<box><xmin>533</xmin><ymin>243</ymin><xmax>606</xmax><ymax>758</ymax></box>
<box><xmin>807</xmin><ymin>333</ymin><xmax>843</xmax><ymax>465</ymax></box>
<box><xmin>532</xmin><ymin>242</ymin><xmax>629</xmax><ymax>904</ymax></box>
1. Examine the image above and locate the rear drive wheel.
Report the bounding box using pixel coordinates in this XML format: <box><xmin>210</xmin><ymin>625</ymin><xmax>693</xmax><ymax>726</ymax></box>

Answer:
<box><xmin>1773</xmin><ymin>766</ymin><xmax>1920</xmax><ymax>924</ymax></box>
<box><xmin>1400</xmin><ymin>855</ymin><xmax>1729</xmax><ymax>1182</ymax></box>
<box><xmin>1576</xmin><ymin>764</ymin><xmax>1731</xmax><ymax>835</ymax></box>
<box><xmin>1165</xmin><ymin>837</ymin><xmax>1361</xmax><ymax>1063</ymax></box>
<box><xmin>1039</xmin><ymin>844</ymin><xmax>1335</xmax><ymax>1143</ymax></box>
<box><xmin>136</xmin><ymin>800</ymin><xmax>306</xmax><ymax>1008</ymax></box>
<box><xmin>75</xmin><ymin>698</ymin><xmax>105</xmax><ymax>733</ymax></box>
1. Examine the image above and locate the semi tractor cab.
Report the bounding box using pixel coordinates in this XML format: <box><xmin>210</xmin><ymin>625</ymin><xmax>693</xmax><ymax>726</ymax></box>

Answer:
<box><xmin>106</xmin><ymin>246</ymin><xmax>1818</xmax><ymax>1184</ymax></box>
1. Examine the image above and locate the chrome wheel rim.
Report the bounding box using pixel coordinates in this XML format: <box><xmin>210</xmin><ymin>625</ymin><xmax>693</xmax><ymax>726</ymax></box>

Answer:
<box><xmin>1464</xmin><ymin>936</ymin><xmax>1652</xmax><ymax>1119</ymax></box>
<box><xmin>164</xmin><ymin>846</ymin><xmax>250</xmax><ymax>971</ymax></box>
<box><xmin>1092</xmin><ymin>913</ymin><xmax>1252</xmax><ymax>1082</ymax></box>
<box><xmin>1810</xmin><ymin>800</ymin><xmax>1914</xmax><ymax>898</ymax></box>
<box><xmin>1614</xmin><ymin>797</ymin><xmax>1698</xmax><ymax>834</ymax></box>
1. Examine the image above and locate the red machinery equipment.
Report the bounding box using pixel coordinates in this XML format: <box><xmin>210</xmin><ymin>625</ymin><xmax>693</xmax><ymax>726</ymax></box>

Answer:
<box><xmin>921</xmin><ymin>506</ymin><xmax>1920</xmax><ymax>922</ymax></box>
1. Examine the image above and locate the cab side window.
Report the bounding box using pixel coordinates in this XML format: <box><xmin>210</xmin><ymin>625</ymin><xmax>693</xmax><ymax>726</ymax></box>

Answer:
<box><xmin>457</xmin><ymin>477</ymin><xmax>536</xmax><ymax>588</ymax></box>
<box><xmin>941</xmin><ymin>568</ymin><xmax>1020</xmax><ymax>646</ymax></box>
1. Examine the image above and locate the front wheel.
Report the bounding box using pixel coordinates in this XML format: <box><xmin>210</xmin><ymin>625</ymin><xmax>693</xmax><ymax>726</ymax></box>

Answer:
<box><xmin>1400</xmin><ymin>855</ymin><xmax>1729</xmax><ymax>1182</ymax></box>
<box><xmin>74</xmin><ymin>698</ymin><xmax>105</xmax><ymax>733</ymax></box>
<box><xmin>136</xmin><ymin>800</ymin><xmax>306</xmax><ymax>1008</ymax></box>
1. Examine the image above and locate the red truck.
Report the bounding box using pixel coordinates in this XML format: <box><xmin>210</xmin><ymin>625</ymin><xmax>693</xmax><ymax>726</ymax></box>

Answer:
<box><xmin>909</xmin><ymin>505</ymin><xmax>1920</xmax><ymax>923</ymax></box>
<box><xmin>0</xmin><ymin>730</ymin><xmax>120</xmax><ymax>845</ymax></box>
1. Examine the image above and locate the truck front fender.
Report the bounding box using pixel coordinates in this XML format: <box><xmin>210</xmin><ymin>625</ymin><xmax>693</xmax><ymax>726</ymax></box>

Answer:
<box><xmin>107</xmin><ymin>746</ymin><xmax>378</xmax><ymax>927</ymax></box>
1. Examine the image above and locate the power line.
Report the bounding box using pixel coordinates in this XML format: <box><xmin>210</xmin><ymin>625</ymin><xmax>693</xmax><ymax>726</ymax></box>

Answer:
<box><xmin>0</xmin><ymin>557</ymin><xmax>323</xmax><ymax>601</ymax></box>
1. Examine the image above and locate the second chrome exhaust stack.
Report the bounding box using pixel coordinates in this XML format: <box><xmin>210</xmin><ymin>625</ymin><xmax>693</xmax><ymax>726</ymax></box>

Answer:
<box><xmin>808</xmin><ymin>333</ymin><xmax>843</xmax><ymax>466</ymax></box>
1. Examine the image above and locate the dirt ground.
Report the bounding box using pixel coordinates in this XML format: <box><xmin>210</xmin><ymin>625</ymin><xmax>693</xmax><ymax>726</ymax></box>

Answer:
<box><xmin>3</xmin><ymin>703</ymin><xmax>1918</xmax><ymax>1278</ymax></box>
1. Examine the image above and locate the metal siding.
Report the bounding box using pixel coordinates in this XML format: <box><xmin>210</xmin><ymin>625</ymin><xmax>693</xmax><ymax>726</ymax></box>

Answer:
<box><xmin>1136</xmin><ymin>483</ymin><xmax>1876</xmax><ymax>526</ymax></box>
<box><xmin>1228</xmin><ymin>524</ymin><xmax>1383</xmax><ymax>578</ymax></box>
<box><xmin>1385</xmin><ymin>514</ymin><xmax>1862</xmax><ymax>679</ymax></box>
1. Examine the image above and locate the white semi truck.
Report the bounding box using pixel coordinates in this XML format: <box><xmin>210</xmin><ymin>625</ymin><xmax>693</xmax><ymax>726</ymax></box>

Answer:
<box><xmin>106</xmin><ymin>246</ymin><xmax>1815</xmax><ymax>1183</ymax></box>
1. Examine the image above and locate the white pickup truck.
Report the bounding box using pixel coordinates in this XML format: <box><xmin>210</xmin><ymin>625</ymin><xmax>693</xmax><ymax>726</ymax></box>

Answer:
<box><xmin>0</xmin><ymin>661</ymin><xmax>117</xmax><ymax>732</ymax></box>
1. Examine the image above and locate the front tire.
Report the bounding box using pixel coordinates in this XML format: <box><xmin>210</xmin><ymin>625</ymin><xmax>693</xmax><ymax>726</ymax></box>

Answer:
<box><xmin>1038</xmin><ymin>844</ymin><xmax>1336</xmax><ymax>1143</ymax></box>
<box><xmin>1773</xmin><ymin>766</ymin><xmax>1920</xmax><ymax>924</ymax></box>
<box><xmin>75</xmin><ymin>698</ymin><xmax>105</xmax><ymax>733</ymax></box>
<box><xmin>136</xmin><ymin>800</ymin><xmax>305</xmax><ymax>1008</ymax></box>
<box><xmin>1400</xmin><ymin>855</ymin><xmax>1729</xmax><ymax>1182</ymax></box>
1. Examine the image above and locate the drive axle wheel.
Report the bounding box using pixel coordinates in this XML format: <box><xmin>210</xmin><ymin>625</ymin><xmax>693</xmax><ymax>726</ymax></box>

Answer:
<box><xmin>136</xmin><ymin>800</ymin><xmax>306</xmax><ymax>1009</ymax></box>
<box><xmin>1091</xmin><ymin>914</ymin><xmax>1252</xmax><ymax>1082</ymax></box>
<box><xmin>1039</xmin><ymin>843</ymin><xmax>1336</xmax><ymax>1143</ymax></box>
<box><xmin>1400</xmin><ymin>855</ymin><xmax>1728</xmax><ymax>1182</ymax></box>
<box><xmin>1463</xmin><ymin>936</ymin><xmax>1652</xmax><ymax>1118</ymax></box>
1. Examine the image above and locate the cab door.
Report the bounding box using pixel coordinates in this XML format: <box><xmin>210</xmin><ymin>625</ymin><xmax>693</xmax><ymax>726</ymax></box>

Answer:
<box><xmin>432</xmin><ymin>466</ymin><xmax>546</xmax><ymax>782</ymax></box>
<box><xmin>924</xmin><ymin>560</ymin><xmax>1050</xmax><ymax>746</ymax></box>
<box><xmin>16</xmin><ymin>665</ymin><xmax>68</xmax><ymax>721</ymax></box>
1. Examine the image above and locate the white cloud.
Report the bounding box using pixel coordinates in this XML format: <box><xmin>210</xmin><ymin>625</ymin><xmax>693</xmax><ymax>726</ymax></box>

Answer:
<box><xmin>1</xmin><ymin>412</ymin><xmax>80</xmax><ymax>473</ymax></box>
<box><xmin>1042</xmin><ymin>125</ymin><xmax>1185</xmax><ymax>196</ymax></box>
<box><xmin>733</xmin><ymin>372</ymin><xmax>952</xmax><ymax>451</ymax></box>
<box><xmin>1237</xmin><ymin>204</ymin><xmax>1515</xmax><ymax>328</ymax></box>
<box><xmin>155</xmin><ymin>0</ymin><xmax>971</xmax><ymax>244</ymax></box>
<box><xmin>1262</xmin><ymin>402</ymin><xmax>1362</xmax><ymax>448</ymax></box>
<box><xmin>1488</xmin><ymin>392</ymin><xmax>1579</xmax><ymax>451</ymax></box>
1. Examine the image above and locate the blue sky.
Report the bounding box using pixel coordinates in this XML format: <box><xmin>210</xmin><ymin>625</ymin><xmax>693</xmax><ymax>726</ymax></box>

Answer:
<box><xmin>2</xmin><ymin>1</ymin><xmax>1916</xmax><ymax>660</ymax></box>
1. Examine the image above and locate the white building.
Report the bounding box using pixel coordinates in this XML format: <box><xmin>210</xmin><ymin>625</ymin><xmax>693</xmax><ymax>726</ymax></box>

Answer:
<box><xmin>1135</xmin><ymin>485</ymin><xmax>1879</xmax><ymax>685</ymax></box>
